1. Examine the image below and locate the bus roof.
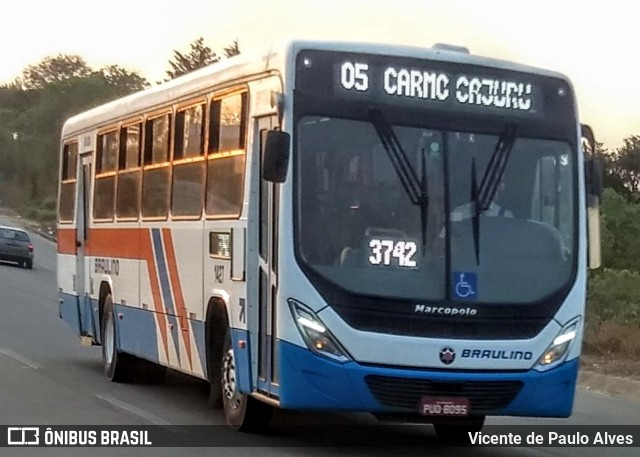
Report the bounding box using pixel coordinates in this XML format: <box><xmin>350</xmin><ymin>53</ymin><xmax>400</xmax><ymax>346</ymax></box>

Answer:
<box><xmin>61</xmin><ymin>39</ymin><xmax>570</xmax><ymax>138</ymax></box>
<box><xmin>288</xmin><ymin>39</ymin><xmax>568</xmax><ymax>80</ymax></box>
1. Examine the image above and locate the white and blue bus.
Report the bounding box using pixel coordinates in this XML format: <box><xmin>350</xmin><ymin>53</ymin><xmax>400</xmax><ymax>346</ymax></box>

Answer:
<box><xmin>57</xmin><ymin>40</ymin><xmax>601</xmax><ymax>437</ymax></box>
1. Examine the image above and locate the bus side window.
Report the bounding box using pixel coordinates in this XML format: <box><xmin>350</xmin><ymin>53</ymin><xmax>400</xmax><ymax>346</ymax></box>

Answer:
<box><xmin>116</xmin><ymin>123</ymin><xmax>142</xmax><ymax>220</ymax></box>
<box><xmin>59</xmin><ymin>142</ymin><xmax>78</xmax><ymax>223</ymax></box>
<box><xmin>172</xmin><ymin>103</ymin><xmax>206</xmax><ymax>218</ymax></box>
<box><xmin>205</xmin><ymin>91</ymin><xmax>247</xmax><ymax>218</ymax></box>
<box><xmin>142</xmin><ymin>113</ymin><xmax>172</xmax><ymax>219</ymax></box>
<box><xmin>94</xmin><ymin>130</ymin><xmax>118</xmax><ymax>221</ymax></box>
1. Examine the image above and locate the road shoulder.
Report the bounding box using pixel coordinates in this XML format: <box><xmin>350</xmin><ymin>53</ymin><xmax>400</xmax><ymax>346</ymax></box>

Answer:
<box><xmin>579</xmin><ymin>369</ymin><xmax>640</xmax><ymax>401</ymax></box>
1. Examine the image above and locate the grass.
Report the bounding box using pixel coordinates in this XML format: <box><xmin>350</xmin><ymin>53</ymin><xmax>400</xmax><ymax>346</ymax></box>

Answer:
<box><xmin>583</xmin><ymin>269</ymin><xmax>640</xmax><ymax>379</ymax></box>
<box><xmin>583</xmin><ymin>321</ymin><xmax>640</xmax><ymax>358</ymax></box>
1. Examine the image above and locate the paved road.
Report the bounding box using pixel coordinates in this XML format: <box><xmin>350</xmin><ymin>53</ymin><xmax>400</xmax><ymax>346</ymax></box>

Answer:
<box><xmin>0</xmin><ymin>216</ymin><xmax>637</xmax><ymax>456</ymax></box>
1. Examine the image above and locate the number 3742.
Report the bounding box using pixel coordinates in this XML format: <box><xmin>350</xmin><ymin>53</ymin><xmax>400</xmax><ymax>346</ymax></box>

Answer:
<box><xmin>368</xmin><ymin>239</ymin><xmax>417</xmax><ymax>268</ymax></box>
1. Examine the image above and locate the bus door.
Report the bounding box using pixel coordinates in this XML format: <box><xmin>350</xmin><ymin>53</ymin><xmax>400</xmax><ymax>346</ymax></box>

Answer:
<box><xmin>76</xmin><ymin>154</ymin><xmax>96</xmax><ymax>343</ymax></box>
<box><xmin>255</xmin><ymin>115</ymin><xmax>280</xmax><ymax>396</ymax></box>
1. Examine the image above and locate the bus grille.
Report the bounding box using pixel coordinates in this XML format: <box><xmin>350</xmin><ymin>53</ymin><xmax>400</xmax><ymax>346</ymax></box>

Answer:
<box><xmin>365</xmin><ymin>375</ymin><xmax>523</xmax><ymax>413</ymax></box>
<box><xmin>338</xmin><ymin>310</ymin><xmax>547</xmax><ymax>339</ymax></box>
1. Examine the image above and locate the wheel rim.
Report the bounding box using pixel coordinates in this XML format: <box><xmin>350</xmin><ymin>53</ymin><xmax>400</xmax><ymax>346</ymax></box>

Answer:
<box><xmin>104</xmin><ymin>312</ymin><xmax>115</xmax><ymax>365</ymax></box>
<box><xmin>222</xmin><ymin>348</ymin><xmax>242</xmax><ymax>410</ymax></box>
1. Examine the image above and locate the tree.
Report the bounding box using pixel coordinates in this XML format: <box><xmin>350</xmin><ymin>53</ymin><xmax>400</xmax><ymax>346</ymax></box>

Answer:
<box><xmin>598</xmin><ymin>188</ymin><xmax>640</xmax><ymax>271</ymax></box>
<box><xmin>0</xmin><ymin>55</ymin><xmax>149</xmax><ymax>210</ymax></box>
<box><xmin>612</xmin><ymin>135</ymin><xmax>640</xmax><ymax>201</ymax></box>
<box><xmin>593</xmin><ymin>143</ymin><xmax>629</xmax><ymax>201</ymax></box>
<box><xmin>223</xmin><ymin>39</ymin><xmax>241</xmax><ymax>58</ymax></box>
<box><xmin>165</xmin><ymin>37</ymin><xmax>220</xmax><ymax>80</ymax></box>
<box><xmin>165</xmin><ymin>38</ymin><xmax>242</xmax><ymax>80</ymax></box>
<box><xmin>17</xmin><ymin>54</ymin><xmax>92</xmax><ymax>90</ymax></box>
<box><xmin>98</xmin><ymin>65</ymin><xmax>149</xmax><ymax>96</ymax></box>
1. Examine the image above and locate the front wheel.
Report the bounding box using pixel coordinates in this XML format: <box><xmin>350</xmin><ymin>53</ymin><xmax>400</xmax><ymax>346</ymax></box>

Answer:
<box><xmin>101</xmin><ymin>294</ymin><xmax>134</xmax><ymax>382</ymax></box>
<box><xmin>433</xmin><ymin>416</ymin><xmax>485</xmax><ymax>443</ymax></box>
<box><xmin>221</xmin><ymin>331</ymin><xmax>272</xmax><ymax>432</ymax></box>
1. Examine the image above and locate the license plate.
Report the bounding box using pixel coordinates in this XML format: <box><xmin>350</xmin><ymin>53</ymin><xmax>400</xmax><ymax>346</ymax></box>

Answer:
<box><xmin>419</xmin><ymin>397</ymin><xmax>470</xmax><ymax>416</ymax></box>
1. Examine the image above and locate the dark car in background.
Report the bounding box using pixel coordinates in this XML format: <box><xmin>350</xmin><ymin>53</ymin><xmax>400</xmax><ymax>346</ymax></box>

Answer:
<box><xmin>0</xmin><ymin>226</ymin><xmax>34</xmax><ymax>269</ymax></box>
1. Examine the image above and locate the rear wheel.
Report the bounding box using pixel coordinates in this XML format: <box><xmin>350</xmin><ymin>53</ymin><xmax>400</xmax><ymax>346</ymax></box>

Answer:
<box><xmin>101</xmin><ymin>294</ymin><xmax>134</xmax><ymax>382</ymax></box>
<box><xmin>433</xmin><ymin>416</ymin><xmax>485</xmax><ymax>443</ymax></box>
<box><xmin>25</xmin><ymin>260</ymin><xmax>33</xmax><ymax>270</ymax></box>
<box><xmin>221</xmin><ymin>331</ymin><xmax>272</xmax><ymax>432</ymax></box>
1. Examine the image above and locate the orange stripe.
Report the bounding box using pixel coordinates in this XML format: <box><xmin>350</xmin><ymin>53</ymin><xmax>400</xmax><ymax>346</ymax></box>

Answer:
<box><xmin>57</xmin><ymin>228</ymin><xmax>77</xmax><ymax>255</ymax></box>
<box><xmin>62</xmin><ymin>227</ymin><xmax>170</xmax><ymax>362</ymax></box>
<box><xmin>86</xmin><ymin>228</ymin><xmax>142</xmax><ymax>258</ymax></box>
<box><xmin>139</xmin><ymin>230</ymin><xmax>170</xmax><ymax>362</ymax></box>
<box><xmin>162</xmin><ymin>228</ymin><xmax>193</xmax><ymax>370</ymax></box>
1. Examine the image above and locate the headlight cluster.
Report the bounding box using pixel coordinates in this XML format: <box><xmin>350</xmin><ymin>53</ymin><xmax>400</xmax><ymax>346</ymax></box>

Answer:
<box><xmin>288</xmin><ymin>299</ymin><xmax>351</xmax><ymax>363</ymax></box>
<box><xmin>536</xmin><ymin>318</ymin><xmax>580</xmax><ymax>371</ymax></box>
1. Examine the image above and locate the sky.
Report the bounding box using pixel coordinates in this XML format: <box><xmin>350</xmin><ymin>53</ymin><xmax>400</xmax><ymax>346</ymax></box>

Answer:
<box><xmin>1</xmin><ymin>0</ymin><xmax>637</xmax><ymax>150</ymax></box>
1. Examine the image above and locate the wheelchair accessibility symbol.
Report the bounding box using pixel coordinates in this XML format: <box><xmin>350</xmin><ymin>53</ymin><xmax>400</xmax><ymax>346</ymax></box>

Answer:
<box><xmin>453</xmin><ymin>272</ymin><xmax>477</xmax><ymax>300</ymax></box>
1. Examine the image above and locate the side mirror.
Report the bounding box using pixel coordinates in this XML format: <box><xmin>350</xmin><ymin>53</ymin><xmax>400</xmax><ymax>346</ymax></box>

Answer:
<box><xmin>581</xmin><ymin>124</ymin><xmax>596</xmax><ymax>155</ymax></box>
<box><xmin>585</xmin><ymin>158</ymin><xmax>603</xmax><ymax>198</ymax></box>
<box><xmin>262</xmin><ymin>130</ymin><xmax>290</xmax><ymax>183</ymax></box>
<box><xmin>581</xmin><ymin>124</ymin><xmax>601</xmax><ymax>269</ymax></box>
<box><xmin>587</xmin><ymin>193</ymin><xmax>602</xmax><ymax>270</ymax></box>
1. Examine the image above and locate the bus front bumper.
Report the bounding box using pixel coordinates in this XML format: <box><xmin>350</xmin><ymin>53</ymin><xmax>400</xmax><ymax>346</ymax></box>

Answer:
<box><xmin>277</xmin><ymin>340</ymin><xmax>578</xmax><ymax>418</ymax></box>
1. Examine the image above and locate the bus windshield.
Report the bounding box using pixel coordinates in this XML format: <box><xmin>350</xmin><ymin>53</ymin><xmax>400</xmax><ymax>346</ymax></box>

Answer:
<box><xmin>295</xmin><ymin>115</ymin><xmax>576</xmax><ymax>304</ymax></box>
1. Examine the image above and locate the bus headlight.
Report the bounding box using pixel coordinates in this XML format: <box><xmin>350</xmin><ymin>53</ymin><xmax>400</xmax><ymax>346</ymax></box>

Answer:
<box><xmin>288</xmin><ymin>299</ymin><xmax>351</xmax><ymax>363</ymax></box>
<box><xmin>536</xmin><ymin>318</ymin><xmax>580</xmax><ymax>371</ymax></box>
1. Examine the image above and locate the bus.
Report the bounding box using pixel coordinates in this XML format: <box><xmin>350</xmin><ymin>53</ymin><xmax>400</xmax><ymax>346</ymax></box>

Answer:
<box><xmin>57</xmin><ymin>40</ymin><xmax>602</xmax><ymax>438</ymax></box>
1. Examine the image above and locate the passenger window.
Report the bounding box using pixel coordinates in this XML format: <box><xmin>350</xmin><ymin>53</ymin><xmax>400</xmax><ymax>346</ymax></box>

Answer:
<box><xmin>142</xmin><ymin>113</ymin><xmax>172</xmax><ymax>219</ymax></box>
<box><xmin>205</xmin><ymin>92</ymin><xmax>247</xmax><ymax>218</ymax></box>
<box><xmin>59</xmin><ymin>142</ymin><xmax>78</xmax><ymax>223</ymax></box>
<box><xmin>97</xmin><ymin>130</ymin><xmax>118</xmax><ymax>173</ymax></box>
<box><xmin>116</xmin><ymin>123</ymin><xmax>142</xmax><ymax>219</ymax></box>
<box><xmin>175</xmin><ymin>104</ymin><xmax>205</xmax><ymax>160</ymax></box>
<box><xmin>172</xmin><ymin>104</ymin><xmax>206</xmax><ymax>218</ymax></box>
<box><xmin>94</xmin><ymin>130</ymin><xmax>118</xmax><ymax>221</ymax></box>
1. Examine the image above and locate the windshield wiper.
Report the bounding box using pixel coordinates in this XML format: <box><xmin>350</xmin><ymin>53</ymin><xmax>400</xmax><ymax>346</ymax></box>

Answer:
<box><xmin>469</xmin><ymin>123</ymin><xmax>518</xmax><ymax>264</ymax></box>
<box><xmin>368</xmin><ymin>108</ymin><xmax>429</xmax><ymax>254</ymax></box>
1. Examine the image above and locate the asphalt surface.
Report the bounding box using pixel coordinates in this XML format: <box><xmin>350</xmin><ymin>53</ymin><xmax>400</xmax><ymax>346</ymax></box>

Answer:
<box><xmin>0</xmin><ymin>215</ymin><xmax>638</xmax><ymax>456</ymax></box>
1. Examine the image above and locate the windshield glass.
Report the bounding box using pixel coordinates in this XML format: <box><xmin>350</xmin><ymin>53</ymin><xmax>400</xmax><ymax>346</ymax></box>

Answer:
<box><xmin>295</xmin><ymin>116</ymin><xmax>575</xmax><ymax>304</ymax></box>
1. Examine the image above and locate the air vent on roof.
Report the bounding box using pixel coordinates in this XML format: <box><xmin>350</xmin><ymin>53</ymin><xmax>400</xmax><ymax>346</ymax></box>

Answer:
<box><xmin>432</xmin><ymin>43</ymin><xmax>470</xmax><ymax>54</ymax></box>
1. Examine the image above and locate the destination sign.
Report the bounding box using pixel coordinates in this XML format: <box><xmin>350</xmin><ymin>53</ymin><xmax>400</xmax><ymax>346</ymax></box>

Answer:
<box><xmin>335</xmin><ymin>60</ymin><xmax>539</xmax><ymax>113</ymax></box>
<box><xmin>294</xmin><ymin>50</ymin><xmax>568</xmax><ymax>119</ymax></box>
<box><xmin>338</xmin><ymin>61</ymin><xmax>535</xmax><ymax>112</ymax></box>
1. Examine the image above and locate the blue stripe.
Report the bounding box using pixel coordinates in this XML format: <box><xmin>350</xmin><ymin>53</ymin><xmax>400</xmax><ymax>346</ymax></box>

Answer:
<box><xmin>115</xmin><ymin>304</ymin><xmax>160</xmax><ymax>363</ymax></box>
<box><xmin>59</xmin><ymin>292</ymin><xmax>81</xmax><ymax>335</ymax></box>
<box><xmin>151</xmin><ymin>228</ymin><xmax>181</xmax><ymax>365</ymax></box>
<box><xmin>151</xmin><ymin>229</ymin><xmax>176</xmax><ymax>315</ymax></box>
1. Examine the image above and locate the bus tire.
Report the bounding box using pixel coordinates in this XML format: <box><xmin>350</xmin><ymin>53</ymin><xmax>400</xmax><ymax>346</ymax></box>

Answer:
<box><xmin>221</xmin><ymin>330</ymin><xmax>272</xmax><ymax>432</ymax></box>
<box><xmin>433</xmin><ymin>416</ymin><xmax>485</xmax><ymax>443</ymax></box>
<box><xmin>101</xmin><ymin>294</ymin><xmax>134</xmax><ymax>382</ymax></box>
